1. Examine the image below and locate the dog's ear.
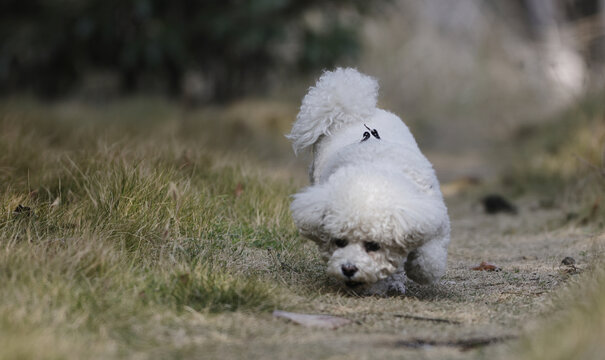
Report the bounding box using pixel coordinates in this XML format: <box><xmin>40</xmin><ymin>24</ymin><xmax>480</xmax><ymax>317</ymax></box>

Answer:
<box><xmin>290</xmin><ymin>185</ymin><xmax>330</xmax><ymax>243</ymax></box>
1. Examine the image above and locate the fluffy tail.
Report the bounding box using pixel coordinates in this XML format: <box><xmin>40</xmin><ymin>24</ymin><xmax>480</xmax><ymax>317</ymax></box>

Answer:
<box><xmin>286</xmin><ymin>67</ymin><xmax>379</xmax><ymax>154</ymax></box>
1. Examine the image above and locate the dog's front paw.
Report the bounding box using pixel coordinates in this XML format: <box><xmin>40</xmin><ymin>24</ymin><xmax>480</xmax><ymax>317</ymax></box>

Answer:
<box><xmin>364</xmin><ymin>273</ymin><xmax>406</xmax><ymax>296</ymax></box>
<box><xmin>386</xmin><ymin>279</ymin><xmax>406</xmax><ymax>295</ymax></box>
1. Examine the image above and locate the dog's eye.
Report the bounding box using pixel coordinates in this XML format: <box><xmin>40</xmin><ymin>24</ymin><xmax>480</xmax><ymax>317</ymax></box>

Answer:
<box><xmin>333</xmin><ymin>239</ymin><xmax>348</xmax><ymax>248</ymax></box>
<box><xmin>364</xmin><ymin>241</ymin><xmax>380</xmax><ymax>252</ymax></box>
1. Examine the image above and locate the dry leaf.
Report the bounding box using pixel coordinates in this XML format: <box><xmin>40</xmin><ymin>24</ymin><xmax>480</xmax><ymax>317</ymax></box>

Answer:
<box><xmin>28</xmin><ymin>190</ymin><xmax>39</xmax><ymax>200</ymax></box>
<box><xmin>179</xmin><ymin>149</ymin><xmax>193</xmax><ymax>169</ymax></box>
<box><xmin>178</xmin><ymin>273</ymin><xmax>190</xmax><ymax>285</ymax></box>
<box><xmin>273</xmin><ymin>310</ymin><xmax>351</xmax><ymax>329</ymax></box>
<box><xmin>471</xmin><ymin>261</ymin><xmax>501</xmax><ymax>271</ymax></box>
<box><xmin>234</xmin><ymin>183</ymin><xmax>244</xmax><ymax>198</ymax></box>
<box><xmin>441</xmin><ymin>176</ymin><xmax>481</xmax><ymax>197</ymax></box>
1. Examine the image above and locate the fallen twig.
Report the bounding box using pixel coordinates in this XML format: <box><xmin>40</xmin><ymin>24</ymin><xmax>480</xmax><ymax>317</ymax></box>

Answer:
<box><xmin>394</xmin><ymin>335</ymin><xmax>516</xmax><ymax>351</ymax></box>
<box><xmin>273</xmin><ymin>310</ymin><xmax>351</xmax><ymax>329</ymax></box>
<box><xmin>500</xmin><ymin>291</ymin><xmax>546</xmax><ymax>296</ymax></box>
<box><xmin>392</xmin><ymin>314</ymin><xmax>461</xmax><ymax>325</ymax></box>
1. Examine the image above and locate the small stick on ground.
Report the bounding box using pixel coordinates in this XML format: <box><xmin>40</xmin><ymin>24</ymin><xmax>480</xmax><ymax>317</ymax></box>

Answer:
<box><xmin>392</xmin><ymin>314</ymin><xmax>461</xmax><ymax>325</ymax></box>
<box><xmin>394</xmin><ymin>335</ymin><xmax>517</xmax><ymax>351</ymax></box>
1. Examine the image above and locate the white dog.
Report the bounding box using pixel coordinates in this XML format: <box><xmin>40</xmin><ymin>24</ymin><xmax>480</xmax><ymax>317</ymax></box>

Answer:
<box><xmin>287</xmin><ymin>68</ymin><xmax>450</xmax><ymax>295</ymax></box>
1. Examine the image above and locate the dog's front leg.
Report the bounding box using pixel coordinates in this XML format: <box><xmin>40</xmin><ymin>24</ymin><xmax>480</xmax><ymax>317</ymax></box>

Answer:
<box><xmin>404</xmin><ymin>232</ymin><xmax>449</xmax><ymax>285</ymax></box>
<box><xmin>364</xmin><ymin>266</ymin><xmax>407</xmax><ymax>296</ymax></box>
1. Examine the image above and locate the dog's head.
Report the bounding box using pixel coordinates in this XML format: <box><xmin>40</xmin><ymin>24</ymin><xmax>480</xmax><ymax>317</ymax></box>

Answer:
<box><xmin>321</xmin><ymin>235</ymin><xmax>404</xmax><ymax>289</ymax></box>
<box><xmin>291</xmin><ymin>168</ymin><xmax>446</xmax><ymax>289</ymax></box>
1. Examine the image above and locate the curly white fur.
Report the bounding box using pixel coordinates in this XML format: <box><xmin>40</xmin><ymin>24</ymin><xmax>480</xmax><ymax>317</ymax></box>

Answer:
<box><xmin>288</xmin><ymin>68</ymin><xmax>450</xmax><ymax>295</ymax></box>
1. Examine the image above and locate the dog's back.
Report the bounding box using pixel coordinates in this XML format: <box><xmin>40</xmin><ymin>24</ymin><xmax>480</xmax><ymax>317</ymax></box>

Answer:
<box><xmin>287</xmin><ymin>68</ymin><xmax>439</xmax><ymax>192</ymax></box>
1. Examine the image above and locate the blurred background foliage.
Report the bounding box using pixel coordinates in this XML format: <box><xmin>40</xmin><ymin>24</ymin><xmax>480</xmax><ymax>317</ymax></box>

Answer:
<box><xmin>0</xmin><ymin>0</ymin><xmax>604</xmax><ymax>180</ymax></box>
<box><xmin>0</xmin><ymin>0</ymin><xmax>384</xmax><ymax>101</ymax></box>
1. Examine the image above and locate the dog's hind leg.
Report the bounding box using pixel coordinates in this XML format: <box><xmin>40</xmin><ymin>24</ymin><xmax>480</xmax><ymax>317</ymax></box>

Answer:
<box><xmin>404</xmin><ymin>233</ymin><xmax>449</xmax><ymax>285</ymax></box>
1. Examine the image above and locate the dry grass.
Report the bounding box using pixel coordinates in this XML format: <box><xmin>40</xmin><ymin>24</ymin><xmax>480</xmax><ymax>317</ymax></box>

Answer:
<box><xmin>0</xmin><ymin>96</ymin><xmax>603</xmax><ymax>359</ymax></box>
<box><xmin>509</xmin><ymin>255</ymin><xmax>605</xmax><ymax>360</ymax></box>
<box><xmin>502</xmin><ymin>92</ymin><xmax>605</xmax><ymax>226</ymax></box>
<box><xmin>0</xmin><ymin>97</ymin><xmax>311</xmax><ymax>358</ymax></box>
<box><xmin>495</xmin><ymin>93</ymin><xmax>605</xmax><ymax>360</ymax></box>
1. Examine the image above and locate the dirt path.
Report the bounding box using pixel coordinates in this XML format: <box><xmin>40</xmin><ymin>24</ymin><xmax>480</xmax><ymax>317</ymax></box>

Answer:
<box><xmin>183</xmin><ymin>192</ymin><xmax>598</xmax><ymax>359</ymax></box>
<box><xmin>184</xmin><ymin>107</ymin><xmax>597</xmax><ymax>357</ymax></box>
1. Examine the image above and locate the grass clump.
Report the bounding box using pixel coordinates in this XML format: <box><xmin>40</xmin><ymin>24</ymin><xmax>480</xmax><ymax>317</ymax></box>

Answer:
<box><xmin>0</xmin><ymin>98</ymin><xmax>308</xmax><ymax>359</ymax></box>
<box><xmin>512</xmin><ymin>256</ymin><xmax>605</xmax><ymax>360</ymax></box>
<box><xmin>502</xmin><ymin>93</ymin><xmax>605</xmax><ymax>359</ymax></box>
<box><xmin>504</xmin><ymin>92</ymin><xmax>605</xmax><ymax>227</ymax></box>
<box><xmin>149</xmin><ymin>266</ymin><xmax>277</xmax><ymax>313</ymax></box>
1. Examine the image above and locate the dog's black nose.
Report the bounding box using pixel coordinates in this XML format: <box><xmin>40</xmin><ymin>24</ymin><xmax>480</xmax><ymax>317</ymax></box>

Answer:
<box><xmin>341</xmin><ymin>264</ymin><xmax>358</xmax><ymax>278</ymax></box>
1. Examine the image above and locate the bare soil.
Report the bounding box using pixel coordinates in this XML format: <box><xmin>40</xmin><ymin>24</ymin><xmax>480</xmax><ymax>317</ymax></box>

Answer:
<box><xmin>179</xmin><ymin>193</ymin><xmax>601</xmax><ymax>360</ymax></box>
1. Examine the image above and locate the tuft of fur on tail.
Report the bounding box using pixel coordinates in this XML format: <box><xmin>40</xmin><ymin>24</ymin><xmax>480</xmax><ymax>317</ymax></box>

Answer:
<box><xmin>286</xmin><ymin>68</ymin><xmax>378</xmax><ymax>154</ymax></box>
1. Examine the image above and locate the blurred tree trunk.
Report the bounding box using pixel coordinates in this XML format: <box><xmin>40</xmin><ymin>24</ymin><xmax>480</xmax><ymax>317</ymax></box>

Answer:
<box><xmin>526</xmin><ymin>0</ymin><xmax>559</xmax><ymax>39</ymax></box>
<box><xmin>601</xmin><ymin>0</ymin><xmax>605</xmax><ymax>60</ymax></box>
